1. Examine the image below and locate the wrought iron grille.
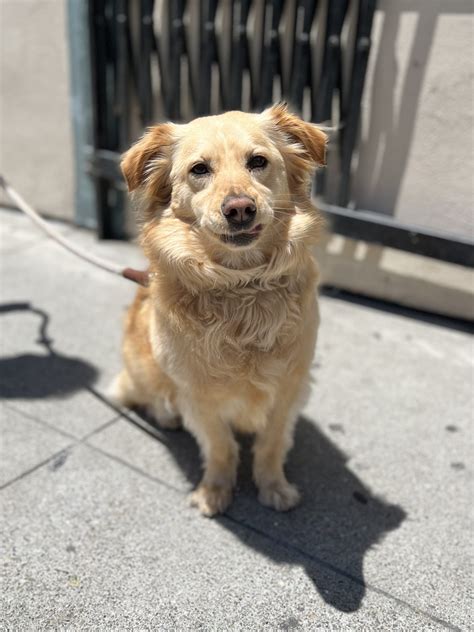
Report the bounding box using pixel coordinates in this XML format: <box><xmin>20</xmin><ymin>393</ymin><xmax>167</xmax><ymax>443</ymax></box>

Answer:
<box><xmin>87</xmin><ymin>0</ymin><xmax>375</xmax><ymax>234</ymax></box>
<box><xmin>86</xmin><ymin>0</ymin><xmax>473</xmax><ymax>267</ymax></box>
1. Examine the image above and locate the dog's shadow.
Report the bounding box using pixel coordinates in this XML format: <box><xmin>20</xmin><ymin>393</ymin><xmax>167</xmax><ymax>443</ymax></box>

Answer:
<box><xmin>0</xmin><ymin>303</ymin><xmax>98</xmax><ymax>400</ymax></box>
<box><xmin>135</xmin><ymin>412</ymin><xmax>406</xmax><ymax>613</ymax></box>
<box><xmin>0</xmin><ymin>301</ymin><xmax>405</xmax><ymax>611</ymax></box>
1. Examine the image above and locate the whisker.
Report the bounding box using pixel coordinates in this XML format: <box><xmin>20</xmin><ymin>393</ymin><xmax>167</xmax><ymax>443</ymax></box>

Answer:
<box><xmin>270</xmin><ymin>192</ymin><xmax>311</xmax><ymax>200</ymax></box>
<box><xmin>272</xmin><ymin>206</ymin><xmax>314</xmax><ymax>214</ymax></box>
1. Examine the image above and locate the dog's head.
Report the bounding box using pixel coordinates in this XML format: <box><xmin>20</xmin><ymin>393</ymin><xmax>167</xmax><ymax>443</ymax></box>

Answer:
<box><xmin>121</xmin><ymin>104</ymin><xmax>327</xmax><ymax>259</ymax></box>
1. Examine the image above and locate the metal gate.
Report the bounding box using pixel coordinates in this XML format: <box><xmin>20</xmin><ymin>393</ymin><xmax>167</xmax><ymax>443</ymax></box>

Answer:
<box><xmin>81</xmin><ymin>0</ymin><xmax>473</xmax><ymax>267</ymax></box>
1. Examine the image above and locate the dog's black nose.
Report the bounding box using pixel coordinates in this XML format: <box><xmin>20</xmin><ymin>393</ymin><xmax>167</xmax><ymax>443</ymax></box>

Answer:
<box><xmin>221</xmin><ymin>196</ymin><xmax>256</xmax><ymax>226</ymax></box>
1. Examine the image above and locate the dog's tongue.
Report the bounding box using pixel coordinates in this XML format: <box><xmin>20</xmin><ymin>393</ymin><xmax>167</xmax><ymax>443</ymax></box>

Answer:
<box><xmin>248</xmin><ymin>224</ymin><xmax>262</xmax><ymax>235</ymax></box>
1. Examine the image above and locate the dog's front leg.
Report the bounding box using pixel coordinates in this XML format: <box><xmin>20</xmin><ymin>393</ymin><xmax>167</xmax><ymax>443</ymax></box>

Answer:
<box><xmin>253</xmin><ymin>387</ymin><xmax>302</xmax><ymax>511</ymax></box>
<box><xmin>181</xmin><ymin>396</ymin><xmax>239</xmax><ymax>517</ymax></box>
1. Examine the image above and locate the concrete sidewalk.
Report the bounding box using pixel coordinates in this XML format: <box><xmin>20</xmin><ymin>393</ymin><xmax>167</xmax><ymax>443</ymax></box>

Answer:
<box><xmin>1</xmin><ymin>207</ymin><xmax>472</xmax><ymax>631</ymax></box>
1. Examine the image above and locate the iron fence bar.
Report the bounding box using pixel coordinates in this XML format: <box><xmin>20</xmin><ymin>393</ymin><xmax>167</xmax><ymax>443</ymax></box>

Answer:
<box><xmin>105</xmin><ymin>0</ymin><xmax>120</xmax><ymax>150</ymax></box>
<box><xmin>258</xmin><ymin>0</ymin><xmax>285</xmax><ymax>109</ymax></box>
<box><xmin>80</xmin><ymin>150</ymin><xmax>146</xmax><ymax>182</ymax></box>
<box><xmin>90</xmin><ymin>0</ymin><xmax>108</xmax><ymax>150</ymax></box>
<box><xmin>249</xmin><ymin>0</ymin><xmax>265</xmax><ymax>108</ymax></box>
<box><xmin>89</xmin><ymin>0</ymin><xmax>112</xmax><ymax>238</ymax></box>
<box><xmin>279</xmin><ymin>0</ymin><xmax>298</xmax><ymax>98</ymax></box>
<box><xmin>217</xmin><ymin>1</ymin><xmax>232</xmax><ymax>110</ymax></box>
<box><xmin>165</xmin><ymin>2</ymin><xmax>177</xmax><ymax>118</ymax></box>
<box><xmin>125</xmin><ymin>5</ymin><xmax>142</xmax><ymax>113</ymax></box>
<box><xmin>86</xmin><ymin>149</ymin><xmax>124</xmax><ymax>185</ymax></box>
<box><xmin>289</xmin><ymin>0</ymin><xmax>318</xmax><ymax>111</ymax></box>
<box><xmin>322</xmin><ymin>204</ymin><xmax>474</xmax><ymax>268</ymax></box>
<box><xmin>103</xmin><ymin>0</ymin><xmax>128</xmax><ymax>238</ymax></box>
<box><xmin>312</xmin><ymin>0</ymin><xmax>349</xmax><ymax>123</ymax></box>
<box><xmin>197</xmin><ymin>0</ymin><xmax>219</xmax><ymax>115</ymax></box>
<box><xmin>167</xmin><ymin>0</ymin><xmax>187</xmax><ymax>120</ymax></box>
<box><xmin>338</xmin><ymin>0</ymin><xmax>376</xmax><ymax>207</ymax></box>
<box><xmin>228</xmin><ymin>0</ymin><xmax>252</xmax><ymax>110</ymax></box>
<box><xmin>139</xmin><ymin>0</ymin><xmax>155</xmax><ymax>125</ymax></box>
<box><xmin>312</xmin><ymin>0</ymin><xmax>349</xmax><ymax>197</ymax></box>
<box><xmin>214</xmin><ymin>1</ymin><xmax>228</xmax><ymax>112</ymax></box>
<box><xmin>115</xmin><ymin>0</ymin><xmax>130</xmax><ymax>150</ymax></box>
<box><xmin>153</xmin><ymin>3</ymin><xmax>170</xmax><ymax>118</ymax></box>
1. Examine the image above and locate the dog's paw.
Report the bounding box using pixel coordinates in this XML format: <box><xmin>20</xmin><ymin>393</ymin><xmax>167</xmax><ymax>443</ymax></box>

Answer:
<box><xmin>258</xmin><ymin>480</ymin><xmax>301</xmax><ymax>511</ymax></box>
<box><xmin>157</xmin><ymin>415</ymin><xmax>182</xmax><ymax>430</ymax></box>
<box><xmin>189</xmin><ymin>484</ymin><xmax>233</xmax><ymax>517</ymax></box>
<box><xmin>146</xmin><ymin>398</ymin><xmax>182</xmax><ymax>431</ymax></box>
<box><xmin>145</xmin><ymin>408</ymin><xmax>182</xmax><ymax>430</ymax></box>
<box><xmin>107</xmin><ymin>372</ymin><xmax>132</xmax><ymax>407</ymax></box>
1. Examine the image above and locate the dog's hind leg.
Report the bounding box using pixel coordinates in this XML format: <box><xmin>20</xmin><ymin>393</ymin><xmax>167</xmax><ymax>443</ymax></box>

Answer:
<box><xmin>108</xmin><ymin>369</ymin><xmax>181</xmax><ymax>430</ymax></box>
<box><xmin>108</xmin><ymin>369</ymin><xmax>138</xmax><ymax>408</ymax></box>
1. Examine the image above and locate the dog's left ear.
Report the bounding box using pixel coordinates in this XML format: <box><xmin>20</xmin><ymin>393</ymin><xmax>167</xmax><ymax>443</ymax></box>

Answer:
<box><xmin>265</xmin><ymin>103</ymin><xmax>327</xmax><ymax>167</ymax></box>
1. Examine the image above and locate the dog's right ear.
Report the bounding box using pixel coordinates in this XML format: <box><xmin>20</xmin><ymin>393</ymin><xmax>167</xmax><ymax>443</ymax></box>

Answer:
<box><xmin>121</xmin><ymin>124</ymin><xmax>174</xmax><ymax>208</ymax></box>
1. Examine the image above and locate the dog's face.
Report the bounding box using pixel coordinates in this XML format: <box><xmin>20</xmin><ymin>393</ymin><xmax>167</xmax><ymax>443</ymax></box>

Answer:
<box><xmin>170</xmin><ymin>111</ymin><xmax>290</xmax><ymax>248</ymax></box>
<box><xmin>121</xmin><ymin>104</ymin><xmax>326</xmax><ymax>254</ymax></box>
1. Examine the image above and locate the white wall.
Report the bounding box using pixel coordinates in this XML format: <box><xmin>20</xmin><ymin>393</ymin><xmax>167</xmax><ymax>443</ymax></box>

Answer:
<box><xmin>353</xmin><ymin>0</ymin><xmax>474</xmax><ymax>239</ymax></box>
<box><xmin>0</xmin><ymin>0</ymin><xmax>74</xmax><ymax>220</ymax></box>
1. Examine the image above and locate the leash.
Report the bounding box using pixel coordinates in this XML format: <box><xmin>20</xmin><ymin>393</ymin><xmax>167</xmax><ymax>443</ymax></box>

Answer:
<box><xmin>0</xmin><ymin>175</ymin><xmax>150</xmax><ymax>287</ymax></box>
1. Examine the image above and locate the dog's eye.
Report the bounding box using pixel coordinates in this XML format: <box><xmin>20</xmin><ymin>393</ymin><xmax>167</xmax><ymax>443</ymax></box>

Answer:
<box><xmin>247</xmin><ymin>155</ymin><xmax>268</xmax><ymax>170</ymax></box>
<box><xmin>190</xmin><ymin>162</ymin><xmax>210</xmax><ymax>176</ymax></box>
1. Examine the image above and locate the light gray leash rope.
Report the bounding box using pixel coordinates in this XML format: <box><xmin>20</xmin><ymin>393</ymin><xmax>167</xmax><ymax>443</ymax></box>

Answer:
<box><xmin>0</xmin><ymin>175</ymin><xmax>150</xmax><ymax>286</ymax></box>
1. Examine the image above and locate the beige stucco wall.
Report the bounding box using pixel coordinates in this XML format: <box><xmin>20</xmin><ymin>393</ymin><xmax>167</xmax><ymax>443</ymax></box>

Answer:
<box><xmin>353</xmin><ymin>0</ymin><xmax>474</xmax><ymax>240</ymax></box>
<box><xmin>0</xmin><ymin>0</ymin><xmax>74</xmax><ymax>220</ymax></box>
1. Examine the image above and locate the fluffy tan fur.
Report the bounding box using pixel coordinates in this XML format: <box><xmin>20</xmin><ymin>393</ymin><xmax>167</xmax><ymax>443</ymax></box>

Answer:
<box><xmin>112</xmin><ymin>104</ymin><xmax>327</xmax><ymax>516</ymax></box>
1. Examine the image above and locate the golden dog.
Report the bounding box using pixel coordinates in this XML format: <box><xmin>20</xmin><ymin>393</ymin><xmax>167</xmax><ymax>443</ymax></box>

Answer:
<box><xmin>112</xmin><ymin>104</ymin><xmax>327</xmax><ymax>516</ymax></box>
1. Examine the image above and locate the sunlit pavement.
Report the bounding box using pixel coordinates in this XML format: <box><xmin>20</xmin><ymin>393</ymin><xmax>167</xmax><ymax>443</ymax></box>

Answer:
<box><xmin>1</xmin><ymin>207</ymin><xmax>472</xmax><ymax>631</ymax></box>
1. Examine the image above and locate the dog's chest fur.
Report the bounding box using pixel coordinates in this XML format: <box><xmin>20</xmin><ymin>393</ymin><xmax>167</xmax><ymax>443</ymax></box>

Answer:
<box><xmin>193</xmin><ymin>277</ymin><xmax>302</xmax><ymax>344</ymax></box>
<box><xmin>154</xmin><ymin>272</ymin><xmax>313</xmax><ymax>381</ymax></box>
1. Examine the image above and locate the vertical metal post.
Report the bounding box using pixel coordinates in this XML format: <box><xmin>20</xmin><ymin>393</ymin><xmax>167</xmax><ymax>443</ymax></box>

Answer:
<box><xmin>228</xmin><ymin>0</ymin><xmax>251</xmax><ymax>110</ymax></box>
<box><xmin>197</xmin><ymin>0</ymin><xmax>219</xmax><ymax>115</ymax></box>
<box><xmin>258</xmin><ymin>0</ymin><xmax>285</xmax><ymax>109</ymax></box>
<box><xmin>312</xmin><ymin>0</ymin><xmax>349</xmax><ymax>122</ymax></box>
<box><xmin>115</xmin><ymin>0</ymin><xmax>130</xmax><ymax>150</ymax></box>
<box><xmin>289</xmin><ymin>0</ymin><xmax>318</xmax><ymax>112</ymax></box>
<box><xmin>139</xmin><ymin>0</ymin><xmax>155</xmax><ymax>125</ymax></box>
<box><xmin>88</xmin><ymin>0</ymin><xmax>111</xmax><ymax>238</ymax></box>
<box><xmin>88</xmin><ymin>0</ymin><xmax>127</xmax><ymax>239</ymax></box>
<box><xmin>167</xmin><ymin>0</ymin><xmax>186</xmax><ymax>120</ymax></box>
<box><xmin>338</xmin><ymin>0</ymin><xmax>377</xmax><ymax>206</ymax></box>
<box><xmin>67</xmin><ymin>0</ymin><xmax>98</xmax><ymax>229</ymax></box>
<box><xmin>313</xmin><ymin>0</ymin><xmax>349</xmax><ymax>197</ymax></box>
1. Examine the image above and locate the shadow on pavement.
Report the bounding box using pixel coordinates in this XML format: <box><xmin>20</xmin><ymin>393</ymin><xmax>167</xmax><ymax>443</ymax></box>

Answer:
<box><xmin>133</xmin><ymin>412</ymin><xmax>406</xmax><ymax>613</ymax></box>
<box><xmin>0</xmin><ymin>302</ymin><xmax>98</xmax><ymax>399</ymax></box>
<box><xmin>321</xmin><ymin>286</ymin><xmax>474</xmax><ymax>334</ymax></box>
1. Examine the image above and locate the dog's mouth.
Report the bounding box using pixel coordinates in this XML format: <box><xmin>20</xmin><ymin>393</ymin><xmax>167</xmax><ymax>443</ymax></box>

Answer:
<box><xmin>219</xmin><ymin>224</ymin><xmax>263</xmax><ymax>247</ymax></box>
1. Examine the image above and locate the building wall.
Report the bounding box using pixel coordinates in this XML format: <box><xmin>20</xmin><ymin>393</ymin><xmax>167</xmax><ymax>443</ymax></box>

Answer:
<box><xmin>353</xmin><ymin>0</ymin><xmax>474</xmax><ymax>239</ymax></box>
<box><xmin>0</xmin><ymin>0</ymin><xmax>74</xmax><ymax>220</ymax></box>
